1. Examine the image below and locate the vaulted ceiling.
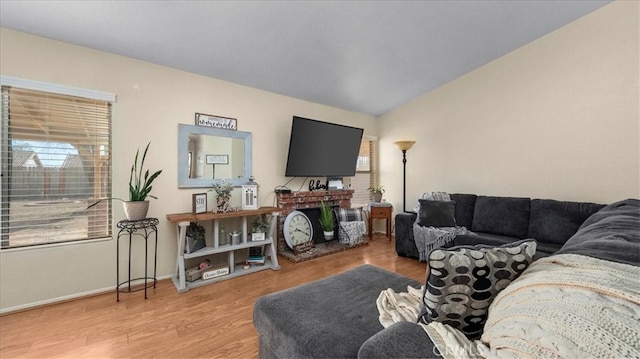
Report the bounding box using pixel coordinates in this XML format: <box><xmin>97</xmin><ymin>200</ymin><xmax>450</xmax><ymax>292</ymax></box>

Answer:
<box><xmin>0</xmin><ymin>1</ymin><xmax>611</xmax><ymax>116</ymax></box>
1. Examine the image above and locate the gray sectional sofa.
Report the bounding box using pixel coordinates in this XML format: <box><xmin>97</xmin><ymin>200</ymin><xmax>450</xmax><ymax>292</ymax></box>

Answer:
<box><xmin>395</xmin><ymin>194</ymin><xmax>605</xmax><ymax>260</ymax></box>
<box><xmin>253</xmin><ymin>198</ymin><xmax>640</xmax><ymax>358</ymax></box>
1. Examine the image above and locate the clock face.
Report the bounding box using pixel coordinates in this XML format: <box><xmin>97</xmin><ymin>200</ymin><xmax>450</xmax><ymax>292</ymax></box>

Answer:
<box><xmin>283</xmin><ymin>211</ymin><xmax>313</xmax><ymax>248</ymax></box>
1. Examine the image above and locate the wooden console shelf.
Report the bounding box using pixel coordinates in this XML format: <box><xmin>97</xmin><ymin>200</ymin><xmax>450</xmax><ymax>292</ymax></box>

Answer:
<box><xmin>166</xmin><ymin>207</ymin><xmax>281</xmax><ymax>292</ymax></box>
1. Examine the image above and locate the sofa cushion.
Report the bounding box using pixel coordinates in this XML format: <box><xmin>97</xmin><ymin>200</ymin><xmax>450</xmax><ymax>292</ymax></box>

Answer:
<box><xmin>418</xmin><ymin>199</ymin><xmax>457</xmax><ymax>227</ymax></box>
<box><xmin>357</xmin><ymin>321</ymin><xmax>440</xmax><ymax>359</ymax></box>
<box><xmin>451</xmin><ymin>232</ymin><xmax>517</xmax><ymax>248</ymax></box>
<box><xmin>395</xmin><ymin>212</ymin><xmax>420</xmax><ymax>258</ymax></box>
<box><xmin>532</xmin><ymin>241</ymin><xmax>562</xmax><ymax>258</ymax></box>
<box><xmin>418</xmin><ymin>239</ymin><xmax>537</xmax><ymax>340</ymax></box>
<box><xmin>556</xmin><ymin>198</ymin><xmax>640</xmax><ymax>267</ymax></box>
<box><xmin>472</xmin><ymin>196</ymin><xmax>530</xmax><ymax>238</ymax></box>
<box><xmin>450</xmin><ymin>194</ymin><xmax>477</xmax><ymax>229</ymax></box>
<box><xmin>528</xmin><ymin>199</ymin><xmax>604</xmax><ymax>245</ymax></box>
<box><xmin>253</xmin><ymin>264</ymin><xmax>421</xmax><ymax>359</ymax></box>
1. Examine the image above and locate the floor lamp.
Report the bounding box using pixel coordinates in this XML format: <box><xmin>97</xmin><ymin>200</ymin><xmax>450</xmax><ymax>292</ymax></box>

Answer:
<box><xmin>394</xmin><ymin>140</ymin><xmax>416</xmax><ymax>212</ymax></box>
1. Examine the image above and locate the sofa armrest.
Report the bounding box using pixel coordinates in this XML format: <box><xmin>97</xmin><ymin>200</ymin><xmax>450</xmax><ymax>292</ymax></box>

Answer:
<box><xmin>358</xmin><ymin>321</ymin><xmax>440</xmax><ymax>358</ymax></box>
<box><xmin>395</xmin><ymin>212</ymin><xmax>419</xmax><ymax>258</ymax></box>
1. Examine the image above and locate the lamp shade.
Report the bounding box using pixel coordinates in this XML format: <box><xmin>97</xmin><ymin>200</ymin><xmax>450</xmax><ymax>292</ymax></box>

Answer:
<box><xmin>394</xmin><ymin>141</ymin><xmax>416</xmax><ymax>151</ymax></box>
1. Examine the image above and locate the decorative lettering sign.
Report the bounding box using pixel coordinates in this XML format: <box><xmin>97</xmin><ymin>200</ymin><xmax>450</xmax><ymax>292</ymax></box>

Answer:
<box><xmin>202</xmin><ymin>265</ymin><xmax>229</xmax><ymax>280</ymax></box>
<box><xmin>195</xmin><ymin>113</ymin><xmax>237</xmax><ymax>130</ymax></box>
<box><xmin>293</xmin><ymin>241</ymin><xmax>315</xmax><ymax>255</ymax></box>
<box><xmin>308</xmin><ymin>179</ymin><xmax>328</xmax><ymax>191</ymax></box>
<box><xmin>192</xmin><ymin>193</ymin><xmax>207</xmax><ymax>214</ymax></box>
<box><xmin>251</xmin><ymin>232</ymin><xmax>266</xmax><ymax>241</ymax></box>
<box><xmin>206</xmin><ymin>154</ymin><xmax>229</xmax><ymax>165</ymax></box>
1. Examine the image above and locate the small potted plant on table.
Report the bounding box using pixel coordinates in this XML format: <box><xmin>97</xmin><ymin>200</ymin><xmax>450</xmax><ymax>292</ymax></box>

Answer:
<box><xmin>212</xmin><ymin>179</ymin><xmax>234</xmax><ymax>213</ymax></box>
<box><xmin>185</xmin><ymin>222</ymin><xmax>206</xmax><ymax>254</ymax></box>
<box><xmin>319</xmin><ymin>201</ymin><xmax>335</xmax><ymax>241</ymax></box>
<box><xmin>368</xmin><ymin>185</ymin><xmax>385</xmax><ymax>203</ymax></box>
<box><xmin>250</xmin><ymin>215</ymin><xmax>270</xmax><ymax>241</ymax></box>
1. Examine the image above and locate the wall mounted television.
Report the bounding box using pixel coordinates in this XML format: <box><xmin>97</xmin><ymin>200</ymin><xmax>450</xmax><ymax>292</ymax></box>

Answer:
<box><xmin>285</xmin><ymin>116</ymin><xmax>364</xmax><ymax>178</ymax></box>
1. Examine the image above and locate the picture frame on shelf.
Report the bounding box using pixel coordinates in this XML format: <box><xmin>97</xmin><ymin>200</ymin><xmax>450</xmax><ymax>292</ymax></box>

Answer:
<box><xmin>192</xmin><ymin>193</ymin><xmax>207</xmax><ymax>214</ymax></box>
<box><xmin>195</xmin><ymin>113</ymin><xmax>237</xmax><ymax>130</ymax></box>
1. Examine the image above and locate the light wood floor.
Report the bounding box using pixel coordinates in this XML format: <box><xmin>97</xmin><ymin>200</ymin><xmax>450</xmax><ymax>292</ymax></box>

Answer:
<box><xmin>0</xmin><ymin>235</ymin><xmax>427</xmax><ymax>358</ymax></box>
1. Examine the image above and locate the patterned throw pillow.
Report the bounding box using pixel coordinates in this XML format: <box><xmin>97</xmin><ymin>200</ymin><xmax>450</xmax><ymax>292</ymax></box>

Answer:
<box><xmin>338</xmin><ymin>221</ymin><xmax>366</xmax><ymax>246</ymax></box>
<box><xmin>334</xmin><ymin>208</ymin><xmax>364</xmax><ymax>222</ymax></box>
<box><xmin>418</xmin><ymin>239</ymin><xmax>537</xmax><ymax>339</ymax></box>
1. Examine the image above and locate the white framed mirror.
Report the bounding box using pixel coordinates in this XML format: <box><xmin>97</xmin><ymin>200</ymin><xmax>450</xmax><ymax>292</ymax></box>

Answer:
<box><xmin>178</xmin><ymin>124</ymin><xmax>252</xmax><ymax>188</ymax></box>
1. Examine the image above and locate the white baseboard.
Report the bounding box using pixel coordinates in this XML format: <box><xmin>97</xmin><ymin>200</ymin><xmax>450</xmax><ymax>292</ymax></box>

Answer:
<box><xmin>0</xmin><ymin>274</ymin><xmax>173</xmax><ymax>314</ymax></box>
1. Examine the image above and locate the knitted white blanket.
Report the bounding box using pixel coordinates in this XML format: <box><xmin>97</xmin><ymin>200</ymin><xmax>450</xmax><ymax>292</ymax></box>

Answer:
<box><xmin>423</xmin><ymin>254</ymin><xmax>640</xmax><ymax>358</ymax></box>
<box><xmin>377</xmin><ymin>285</ymin><xmax>424</xmax><ymax>328</ymax></box>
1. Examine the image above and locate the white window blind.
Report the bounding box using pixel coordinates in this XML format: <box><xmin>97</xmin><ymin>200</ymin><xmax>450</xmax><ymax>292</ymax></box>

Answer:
<box><xmin>349</xmin><ymin>138</ymin><xmax>377</xmax><ymax>208</ymax></box>
<box><xmin>1</xmin><ymin>85</ymin><xmax>113</xmax><ymax>249</ymax></box>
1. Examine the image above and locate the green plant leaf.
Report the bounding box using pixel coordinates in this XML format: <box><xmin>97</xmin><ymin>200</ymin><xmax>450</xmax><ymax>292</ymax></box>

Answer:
<box><xmin>128</xmin><ymin>142</ymin><xmax>162</xmax><ymax>202</ymax></box>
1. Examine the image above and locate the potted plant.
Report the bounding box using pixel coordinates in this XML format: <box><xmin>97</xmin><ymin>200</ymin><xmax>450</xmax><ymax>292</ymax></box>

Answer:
<box><xmin>185</xmin><ymin>222</ymin><xmax>206</xmax><ymax>253</ymax></box>
<box><xmin>88</xmin><ymin>142</ymin><xmax>162</xmax><ymax>221</ymax></box>
<box><xmin>319</xmin><ymin>201</ymin><xmax>335</xmax><ymax>241</ymax></box>
<box><xmin>250</xmin><ymin>215</ymin><xmax>270</xmax><ymax>241</ymax></box>
<box><xmin>368</xmin><ymin>185</ymin><xmax>385</xmax><ymax>202</ymax></box>
<box><xmin>211</xmin><ymin>179</ymin><xmax>234</xmax><ymax>212</ymax></box>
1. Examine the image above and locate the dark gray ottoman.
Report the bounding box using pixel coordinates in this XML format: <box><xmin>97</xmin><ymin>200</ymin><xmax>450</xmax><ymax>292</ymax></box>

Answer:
<box><xmin>253</xmin><ymin>264</ymin><xmax>422</xmax><ymax>358</ymax></box>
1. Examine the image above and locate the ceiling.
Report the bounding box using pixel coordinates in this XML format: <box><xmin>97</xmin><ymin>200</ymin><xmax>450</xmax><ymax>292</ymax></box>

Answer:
<box><xmin>0</xmin><ymin>1</ymin><xmax>611</xmax><ymax>116</ymax></box>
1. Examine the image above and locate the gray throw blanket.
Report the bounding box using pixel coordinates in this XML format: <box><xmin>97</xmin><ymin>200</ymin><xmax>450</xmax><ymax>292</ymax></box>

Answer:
<box><xmin>412</xmin><ymin>191</ymin><xmax>473</xmax><ymax>261</ymax></box>
<box><xmin>413</xmin><ymin>224</ymin><xmax>471</xmax><ymax>261</ymax></box>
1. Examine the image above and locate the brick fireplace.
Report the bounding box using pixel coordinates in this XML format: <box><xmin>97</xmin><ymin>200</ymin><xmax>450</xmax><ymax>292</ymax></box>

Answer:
<box><xmin>276</xmin><ymin>189</ymin><xmax>361</xmax><ymax>262</ymax></box>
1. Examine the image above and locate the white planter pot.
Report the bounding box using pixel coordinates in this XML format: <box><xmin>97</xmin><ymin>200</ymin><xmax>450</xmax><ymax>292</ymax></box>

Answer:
<box><xmin>323</xmin><ymin>230</ymin><xmax>334</xmax><ymax>241</ymax></box>
<box><xmin>252</xmin><ymin>232</ymin><xmax>266</xmax><ymax>241</ymax></box>
<box><xmin>123</xmin><ymin>201</ymin><xmax>149</xmax><ymax>221</ymax></box>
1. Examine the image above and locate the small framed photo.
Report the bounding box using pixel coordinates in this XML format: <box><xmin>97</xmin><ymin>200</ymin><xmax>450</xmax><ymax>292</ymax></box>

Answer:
<box><xmin>195</xmin><ymin>113</ymin><xmax>237</xmax><ymax>130</ymax></box>
<box><xmin>192</xmin><ymin>193</ymin><xmax>207</xmax><ymax>214</ymax></box>
<box><xmin>206</xmin><ymin>154</ymin><xmax>229</xmax><ymax>165</ymax></box>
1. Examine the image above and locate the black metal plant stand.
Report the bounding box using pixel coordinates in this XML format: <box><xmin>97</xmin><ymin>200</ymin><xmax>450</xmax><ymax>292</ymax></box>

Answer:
<box><xmin>116</xmin><ymin>218</ymin><xmax>159</xmax><ymax>301</ymax></box>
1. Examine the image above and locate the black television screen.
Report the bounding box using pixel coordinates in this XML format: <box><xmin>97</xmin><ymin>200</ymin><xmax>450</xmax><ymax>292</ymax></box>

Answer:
<box><xmin>285</xmin><ymin>116</ymin><xmax>364</xmax><ymax>178</ymax></box>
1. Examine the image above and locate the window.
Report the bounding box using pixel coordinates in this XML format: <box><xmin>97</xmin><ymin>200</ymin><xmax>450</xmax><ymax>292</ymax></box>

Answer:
<box><xmin>1</xmin><ymin>77</ymin><xmax>114</xmax><ymax>249</ymax></box>
<box><xmin>349</xmin><ymin>137</ymin><xmax>377</xmax><ymax>208</ymax></box>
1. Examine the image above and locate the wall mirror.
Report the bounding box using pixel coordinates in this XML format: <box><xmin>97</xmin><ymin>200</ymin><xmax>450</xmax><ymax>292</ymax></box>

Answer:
<box><xmin>178</xmin><ymin>124</ymin><xmax>252</xmax><ymax>188</ymax></box>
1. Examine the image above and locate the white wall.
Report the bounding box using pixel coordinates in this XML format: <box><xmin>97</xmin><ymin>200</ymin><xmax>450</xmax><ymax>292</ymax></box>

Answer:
<box><xmin>379</xmin><ymin>0</ymin><xmax>639</xmax><ymax>211</ymax></box>
<box><xmin>2</xmin><ymin>0</ymin><xmax>638</xmax><ymax>312</ymax></box>
<box><xmin>0</xmin><ymin>28</ymin><xmax>377</xmax><ymax>312</ymax></box>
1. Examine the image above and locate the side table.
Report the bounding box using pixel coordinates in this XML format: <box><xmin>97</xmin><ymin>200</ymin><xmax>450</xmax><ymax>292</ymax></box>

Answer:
<box><xmin>368</xmin><ymin>203</ymin><xmax>393</xmax><ymax>240</ymax></box>
<box><xmin>116</xmin><ymin>218</ymin><xmax>159</xmax><ymax>301</ymax></box>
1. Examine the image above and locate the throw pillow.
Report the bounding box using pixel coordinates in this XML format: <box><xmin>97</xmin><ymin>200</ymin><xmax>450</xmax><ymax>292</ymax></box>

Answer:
<box><xmin>338</xmin><ymin>221</ymin><xmax>366</xmax><ymax>246</ymax></box>
<box><xmin>413</xmin><ymin>191</ymin><xmax>452</xmax><ymax>213</ymax></box>
<box><xmin>334</xmin><ymin>208</ymin><xmax>364</xmax><ymax>222</ymax></box>
<box><xmin>418</xmin><ymin>199</ymin><xmax>457</xmax><ymax>227</ymax></box>
<box><xmin>418</xmin><ymin>239</ymin><xmax>537</xmax><ymax>340</ymax></box>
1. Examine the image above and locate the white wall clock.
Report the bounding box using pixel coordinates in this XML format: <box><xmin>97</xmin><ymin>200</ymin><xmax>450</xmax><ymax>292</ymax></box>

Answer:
<box><xmin>283</xmin><ymin>210</ymin><xmax>313</xmax><ymax>249</ymax></box>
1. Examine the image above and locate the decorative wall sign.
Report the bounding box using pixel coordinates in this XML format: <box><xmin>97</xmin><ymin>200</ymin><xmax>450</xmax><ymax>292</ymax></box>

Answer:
<box><xmin>206</xmin><ymin>154</ymin><xmax>229</xmax><ymax>165</ymax></box>
<box><xmin>192</xmin><ymin>193</ymin><xmax>207</xmax><ymax>214</ymax></box>
<box><xmin>195</xmin><ymin>113</ymin><xmax>237</xmax><ymax>130</ymax></box>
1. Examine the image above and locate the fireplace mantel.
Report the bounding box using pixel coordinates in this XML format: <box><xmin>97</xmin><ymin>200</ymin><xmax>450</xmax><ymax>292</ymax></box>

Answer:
<box><xmin>276</xmin><ymin>189</ymin><xmax>355</xmax><ymax>261</ymax></box>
